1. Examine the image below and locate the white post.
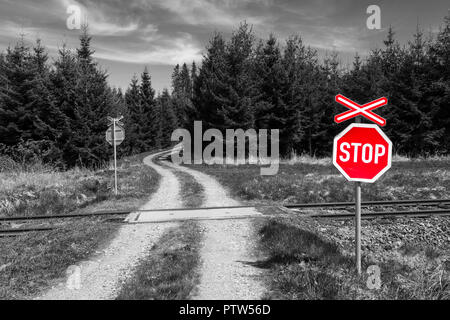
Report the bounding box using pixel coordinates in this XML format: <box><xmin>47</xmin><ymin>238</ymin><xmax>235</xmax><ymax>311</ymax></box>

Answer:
<box><xmin>113</xmin><ymin>119</ymin><xmax>118</xmax><ymax>195</ymax></box>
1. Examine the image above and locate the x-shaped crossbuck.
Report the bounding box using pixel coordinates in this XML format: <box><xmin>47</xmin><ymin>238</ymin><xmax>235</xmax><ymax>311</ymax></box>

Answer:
<box><xmin>334</xmin><ymin>95</ymin><xmax>388</xmax><ymax>126</ymax></box>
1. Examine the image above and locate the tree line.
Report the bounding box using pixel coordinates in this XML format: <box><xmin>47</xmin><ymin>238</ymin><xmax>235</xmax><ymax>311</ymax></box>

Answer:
<box><xmin>0</xmin><ymin>15</ymin><xmax>449</xmax><ymax>169</ymax></box>
<box><xmin>190</xmin><ymin>16</ymin><xmax>450</xmax><ymax>157</ymax></box>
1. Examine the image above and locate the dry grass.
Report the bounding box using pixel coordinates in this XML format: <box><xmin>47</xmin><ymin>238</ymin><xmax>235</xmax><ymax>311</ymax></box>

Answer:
<box><xmin>188</xmin><ymin>159</ymin><xmax>450</xmax><ymax>205</ymax></box>
<box><xmin>0</xmin><ymin>152</ymin><xmax>160</xmax><ymax>217</ymax></box>
<box><xmin>256</xmin><ymin>218</ymin><xmax>364</xmax><ymax>299</ymax></box>
<box><xmin>167</xmin><ymin>167</ymin><xmax>204</xmax><ymax>208</ymax></box>
<box><xmin>0</xmin><ymin>152</ymin><xmax>160</xmax><ymax>299</ymax></box>
<box><xmin>116</xmin><ymin>221</ymin><xmax>202</xmax><ymax>300</ymax></box>
<box><xmin>0</xmin><ymin>218</ymin><xmax>119</xmax><ymax>299</ymax></box>
<box><xmin>256</xmin><ymin>217</ymin><xmax>450</xmax><ymax>300</ymax></box>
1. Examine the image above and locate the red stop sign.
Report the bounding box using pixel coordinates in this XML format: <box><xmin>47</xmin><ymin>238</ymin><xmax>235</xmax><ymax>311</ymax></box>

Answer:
<box><xmin>333</xmin><ymin>123</ymin><xmax>392</xmax><ymax>183</ymax></box>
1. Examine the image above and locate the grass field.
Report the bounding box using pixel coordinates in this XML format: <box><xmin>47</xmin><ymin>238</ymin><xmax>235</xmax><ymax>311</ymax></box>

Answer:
<box><xmin>0</xmin><ymin>152</ymin><xmax>160</xmax><ymax>299</ymax></box>
<box><xmin>190</xmin><ymin>158</ymin><xmax>450</xmax><ymax>300</ymax></box>
<box><xmin>187</xmin><ymin>158</ymin><xmax>450</xmax><ymax>204</ymax></box>
<box><xmin>256</xmin><ymin>217</ymin><xmax>450</xmax><ymax>299</ymax></box>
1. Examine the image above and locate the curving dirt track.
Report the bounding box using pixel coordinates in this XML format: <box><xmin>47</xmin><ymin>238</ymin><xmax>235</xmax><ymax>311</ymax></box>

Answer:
<box><xmin>37</xmin><ymin>151</ymin><xmax>181</xmax><ymax>300</ymax></box>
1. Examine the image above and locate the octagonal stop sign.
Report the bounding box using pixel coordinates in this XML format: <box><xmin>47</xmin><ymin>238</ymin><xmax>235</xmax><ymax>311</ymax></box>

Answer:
<box><xmin>333</xmin><ymin>123</ymin><xmax>392</xmax><ymax>183</ymax></box>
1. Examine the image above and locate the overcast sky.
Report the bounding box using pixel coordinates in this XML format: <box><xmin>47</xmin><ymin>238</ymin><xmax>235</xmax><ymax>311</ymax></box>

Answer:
<box><xmin>0</xmin><ymin>0</ymin><xmax>449</xmax><ymax>93</ymax></box>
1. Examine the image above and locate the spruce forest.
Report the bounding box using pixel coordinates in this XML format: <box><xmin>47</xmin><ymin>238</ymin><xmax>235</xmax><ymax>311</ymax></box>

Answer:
<box><xmin>1</xmin><ymin>15</ymin><xmax>450</xmax><ymax>169</ymax></box>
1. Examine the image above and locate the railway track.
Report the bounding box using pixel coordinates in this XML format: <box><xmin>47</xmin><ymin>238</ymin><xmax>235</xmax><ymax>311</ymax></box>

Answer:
<box><xmin>1</xmin><ymin>198</ymin><xmax>449</xmax><ymax>236</ymax></box>
<box><xmin>285</xmin><ymin>198</ymin><xmax>450</xmax><ymax>209</ymax></box>
<box><xmin>307</xmin><ymin>208</ymin><xmax>450</xmax><ymax>219</ymax></box>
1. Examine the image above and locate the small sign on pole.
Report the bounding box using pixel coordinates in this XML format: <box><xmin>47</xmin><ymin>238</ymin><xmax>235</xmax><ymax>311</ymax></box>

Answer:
<box><xmin>333</xmin><ymin>95</ymin><xmax>392</xmax><ymax>274</ymax></box>
<box><xmin>106</xmin><ymin>116</ymin><xmax>125</xmax><ymax>195</ymax></box>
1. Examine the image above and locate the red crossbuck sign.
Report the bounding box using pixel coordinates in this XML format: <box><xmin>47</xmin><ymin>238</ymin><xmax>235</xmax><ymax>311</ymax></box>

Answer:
<box><xmin>334</xmin><ymin>95</ymin><xmax>387</xmax><ymax>126</ymax></box>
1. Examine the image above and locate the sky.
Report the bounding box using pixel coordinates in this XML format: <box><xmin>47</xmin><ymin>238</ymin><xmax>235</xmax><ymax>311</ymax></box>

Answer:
<box><xmin>0</xmin><ymin>0</ymin><xmax>448</xmax><ymax>93</ymax></box>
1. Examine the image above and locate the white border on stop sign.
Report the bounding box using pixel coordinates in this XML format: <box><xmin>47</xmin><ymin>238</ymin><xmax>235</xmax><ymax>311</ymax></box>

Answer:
<box><xmin>332</xmin><ymin>123</ymin><xmax>392</xmax><ymax>183</ymax></box>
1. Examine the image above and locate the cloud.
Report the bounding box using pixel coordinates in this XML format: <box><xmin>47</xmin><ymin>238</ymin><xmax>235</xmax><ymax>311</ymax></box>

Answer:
<box><xmin>94</xmin><ymin>32</ymin><xmax>202</xmax><ymax>65</ymax></box>
<box><xmin>1</xmin><ymin>0</ymin><xmax>449</xmax><ymax>91</ymax></box>
<box><xmin>60</xmin><ymin>0</ymin><xmax>140</xmax><ymax>36</ymax></box>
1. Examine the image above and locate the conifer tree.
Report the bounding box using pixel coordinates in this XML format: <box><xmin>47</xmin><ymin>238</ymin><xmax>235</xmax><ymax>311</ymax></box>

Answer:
<box><xmin>140</xmin><ymin>67</ymin><xmax>157</xmax><ymax>148</ymax></box>
<box><xmin>156</xmin><ymin>88</ymin><xmax>178</xmax><ymax>148</ymax></box>
<box><xmin>429</xmin><ymin>13</ymin><xmax>450</xmax><ymax>153</ymax></box>
<box><xmin>74</xmin><ymin>26</ymin><xmax>113</xmax><ymax>167</ymax></box>
<box><xmin>123</xmin><ymin>75</ymin><xmax>142</xmax><ymax>154</ymax></box>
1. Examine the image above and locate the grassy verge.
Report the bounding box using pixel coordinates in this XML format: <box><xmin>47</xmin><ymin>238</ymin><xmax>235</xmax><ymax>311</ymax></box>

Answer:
<box><xmin>256</xmin><ymin>218</ymin><xmax>362</xmax><ymax>299</ymax></box>
<box><xmin>0</xmin><ymin>218</ymin><xmax>118</xmax><ymax>299</ymax></box>
<box><xmin>116</xmin><ymin>221</ymin><xmax>202</xmax><ymax>300</ymax></box>
<box><xmin>0</xmin><ymin>152</ymin><xmax>160</xmax><ymax>299</ymax></box>
<box><xmin>168</xmin><ymin>167</ymin><xmax>204</xmax><ymax>208</ymax></box>
<box><xmin>257</xmin><ymin>217</ymin><xmax>450</xmax><ymax>300</ymax></box>
<box><xmin>187</xmin><ymin>159</ymin><xmax>450</xmax><ymax>204</ymax></box>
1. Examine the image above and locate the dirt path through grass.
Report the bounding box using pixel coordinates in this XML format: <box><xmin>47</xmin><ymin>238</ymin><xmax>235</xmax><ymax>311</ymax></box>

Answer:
<box><xmin>163</xmin><ymin>161</ymin><xmax>265</xmax><ymax>300</ymax></box>
<box><xmin>37</xmin><ymin>151</ymin><xmax>181</xmax><ymax>300</ymax></box>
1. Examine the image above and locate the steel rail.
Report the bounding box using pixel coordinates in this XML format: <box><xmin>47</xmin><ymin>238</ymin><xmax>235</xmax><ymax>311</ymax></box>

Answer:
<box><xmin>2</xmin><ymin>207</ymin><xmax>450</xmax><ymax>236</ymax></box>
<box><xmin>285</xmin><ymin>198</ymin><xmax>450</xmax><ymax>209</ymax></box>
<box><xmin>310</xmin><ymin>208</ymin><xmax>450</xmax><ymax>219</ymax></box>
<box><xmin>0</xmin><ymin>206</ymin><xmax>260</xmax><ymax>222</ymax></box>
<box><xmin>1</xmin><ymin>199</ymin><xmax>449</xmax><ymax>222</ymax></box>
<box><xmin>0</xmin><ymin>227</ymin><xmax>54</xmax><ymax>234</ymax></box>
<box><xmin>0</xmin><ymin>210</ymin><xmax>131</xmax><ymax>222</ymax></box>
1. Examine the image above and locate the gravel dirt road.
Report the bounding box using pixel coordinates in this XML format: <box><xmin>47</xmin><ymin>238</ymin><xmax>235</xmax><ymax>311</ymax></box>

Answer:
<box><xmin>164</xmin><ymin>161</ymin><xmax>265</xmax><ymax>300</ymax></box>
<box><xmin>37</xmin><ymin>150</ymin><xmax>265</xmax><ymax>300</ymax></box>
<box><xmin>37</xmin><ymin>151</ymin><xmax>181</xmax><ymax>300</ymax></box>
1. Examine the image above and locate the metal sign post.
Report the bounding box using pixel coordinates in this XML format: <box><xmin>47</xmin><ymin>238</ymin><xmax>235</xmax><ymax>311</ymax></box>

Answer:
<box><xmin>355</xmin><ymin>181</ymin><xmax>362</xmax><ymax>274</ymax></box>
<box><xmin>113</xmin><ymin>119</ymin><xmax>117</xmax><ymax>195</ymax></box>
<box><xmin>106</xmin><ymin>116</ymin><xmax>125</xmax><ymax>196</ymax></box>
<box><xmin>355</xmin><ymin>116</ymin><xmax>362</xmax><ymax>275</ymax></box>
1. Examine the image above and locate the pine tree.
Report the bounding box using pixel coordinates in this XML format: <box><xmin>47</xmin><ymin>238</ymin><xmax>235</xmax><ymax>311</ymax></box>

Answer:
<box><xmin>74</xmin><ymin>27</ymin><xmax>113</xmax><ymax>167</ymax></box>
<box><xmin>252</xmin><ymin>34</ymin><xmax>300</xmax><ymax>155</ymax></box>
<box><xmin>0</xmin><ymin>40</ymin><xmax>35</xmax><ymax>145</ymax></box>
<box><xmin>428</xmin><ymin>13</ymin><xmax>450</xmax><ymax>153</ymax></box>
<box><xmin>171</xmin><ymin>63</ymin><xmax>192</xmax><ymax>128</ymax></box>
<box><xmin>193</xmin><ymin>32</ymin><xmax>228</xmax><ymax>130</ymax></box>
<box><xmin>27</xmin><ymin>40</ymin><xmax>67</xmax><ymax>164</ymax></box>
<box><xmin>281</xmin><ymin>36</ymin><xmax>319</xmax><ymax>156</ymax></box>
<box><xmin>123</xmin><ymin>75</ymin><xmax>142</xmax><ymax>154</ymax></box>
<box><xmin>308</xmin><ymin>51</ymin><xmax>341</xmax><ymax>156</ymax></box>
<box><xmin>123</xmin><ymin>67</ymin><xmax>158</xmax><ymax>154</ymax></box>
<box><xmin>194</xmin><ymin>23</ymin><xmax>256</xmax><ymax>132</ymax></box>
<box><xmin>50</xmin><ymin>45</ymin><xmax>82</xmax><ymax>167</ymax></box>
<box><xmin>171</xmin><ymin>64</ymin><xmax>180</xmax><ymax>94</ymax></box>
<box><xmin>156</xmin><ymin>89</ymin><xmax>177</xmax><ymax>148</ymax></box>
<box><xmin>191</xmin><ymin>61</ymin><xmax>198</xmax><ymax>100</ymax></box>
<box><xmin>253</xmin><ymin>35</ymin><xmax>282</xmax><ymax>129</ymax></box>
<box><xmin>180</xmin><ymin>63</ymin><xmax>192</xmax><ymax>97</ymax></box>
<box><xmin>140</xmin><ymin>67</ymin><xmax>156</xmax><ymax>149</ymax></box>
